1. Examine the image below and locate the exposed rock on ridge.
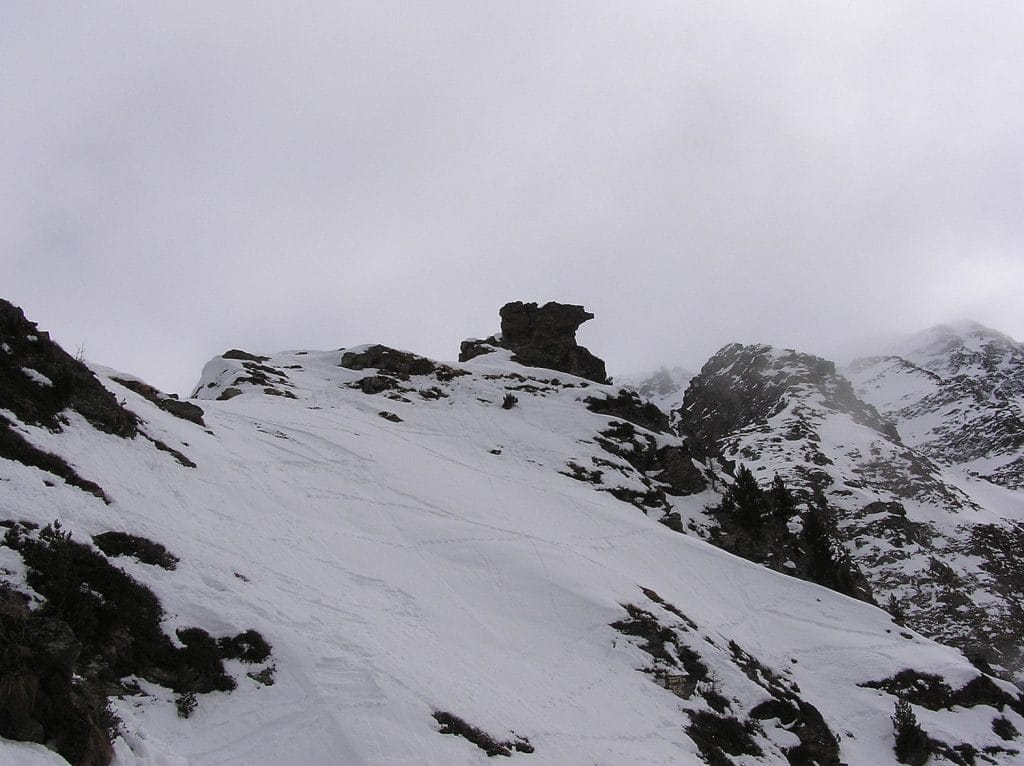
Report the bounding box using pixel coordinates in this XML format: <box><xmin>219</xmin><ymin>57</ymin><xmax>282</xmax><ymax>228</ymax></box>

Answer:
<box><xmin>460</xmin><ymin>301</ymin><xmax>609</xmax><ymax>383</ymax></box>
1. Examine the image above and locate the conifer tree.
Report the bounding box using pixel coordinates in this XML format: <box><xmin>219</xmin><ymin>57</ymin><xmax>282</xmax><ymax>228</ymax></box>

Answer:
<box><xmin>892</xmin><ymin>700</ymin><xmax>930</xmax><ymax>765</ymax></box>
<box><xmin>726</xmin><ymin>465</ymin><xmax>766</xmax><ymax>530</ymax></box>
<box><xmin>769</xmin><ymin>474</ymin><xmax>795</xmax><ymax>521</ymax></box>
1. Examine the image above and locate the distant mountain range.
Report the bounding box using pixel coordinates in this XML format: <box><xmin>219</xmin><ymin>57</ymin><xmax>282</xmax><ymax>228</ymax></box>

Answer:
<box><xmin>2</xmin><ymin>297</ymin><xmax>1022</xmax><ymax>765</ymax></box>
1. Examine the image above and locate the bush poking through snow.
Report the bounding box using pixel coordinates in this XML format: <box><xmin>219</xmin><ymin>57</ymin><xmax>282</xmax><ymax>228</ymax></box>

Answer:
<box><xmin>431</xmin><ymin>711</ymin><xmax>533</xmax><ymax>757</ymax></box>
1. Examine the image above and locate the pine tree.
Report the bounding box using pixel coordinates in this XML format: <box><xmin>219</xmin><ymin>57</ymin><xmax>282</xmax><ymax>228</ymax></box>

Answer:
<box><xmin>887</xmin><ymin>594</ymin><xmax>906</xmax><ymax>626</ymax></box>
<box><xmin>892</xmin><ymin>700</ymin><xmax>930</xmax><ymax>765</ymax></box>
<box><xmin>727</xmin><ymin>465</ymin><xmax>766</xmax><ymax>530</ymax></box>
<box><xmin>769</xmin><ymin>475</ymin><xmax>795</xmax><ymax>521</ymax></box>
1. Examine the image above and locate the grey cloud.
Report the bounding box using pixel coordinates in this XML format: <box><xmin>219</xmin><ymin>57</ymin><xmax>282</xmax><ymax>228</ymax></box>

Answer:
<box><xmin>3</xmin><ymin>2</ymin><xmax>1023</xmax><ymax>393</ymax></box>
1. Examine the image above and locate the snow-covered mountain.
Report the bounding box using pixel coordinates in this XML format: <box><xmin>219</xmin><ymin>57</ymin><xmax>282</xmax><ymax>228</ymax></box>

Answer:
<box><xmin>2</xmin><ymin>299</ymin><xmax>1023</xmax><ymax>766</ymax></box>
<box><xmin>674</xmin><ymin>341</ymin><xmax>1024</xmax><ymax>685</ymax></box>
<box><xmin>846</xmin><ymin>321</ymin><xmax>1024</xmax><ymax>490</ymax></box>
<box><xmin>617</xmin><ymin>366</ymin><xmax>695</xmax><ymax>413</ymax></box>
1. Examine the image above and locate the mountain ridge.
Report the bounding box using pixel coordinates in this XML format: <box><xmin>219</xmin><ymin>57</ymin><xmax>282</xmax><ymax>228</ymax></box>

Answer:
<box><xmin>2</xmin><ymin>298</ymin><xmax>1023</xmax><ymax>766</ymax></box>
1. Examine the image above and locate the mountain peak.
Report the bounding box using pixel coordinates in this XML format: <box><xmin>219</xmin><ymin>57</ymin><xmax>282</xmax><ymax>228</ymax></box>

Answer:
<box><xmin>887</xmin><ymin>320</ymin><xmax>1020</xmax><ymax>374</ymax></box>
<box><xmin>679</xmin><ymin>342</ymin><xmax>897</xmax><ymax>448</ymax></box>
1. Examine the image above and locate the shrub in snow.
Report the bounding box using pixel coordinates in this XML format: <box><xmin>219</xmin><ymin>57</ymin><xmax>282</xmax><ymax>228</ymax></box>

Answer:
<box><xmin>992</xmin><ymin>716</ymin><xmax>1019</xmax><ymax>741</ymax></box>
<box><xmin>432</xmin><ymin>711</ymin><xmax>533</xmax><ymax>757</ymax></box>
<box><xmin>93</xmin><ymin>530</ymin><xmax>179</xmax><ymax>570</ymax></box>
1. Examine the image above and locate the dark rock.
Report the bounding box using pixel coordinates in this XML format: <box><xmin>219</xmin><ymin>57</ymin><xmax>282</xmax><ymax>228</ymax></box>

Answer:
<box><xmin>378</xmin><ymin>411</ymin><xmax>403</xmax><ymax>423</ymax></box>
<box><xmin>585</xmin><ymin>389</ymin><xmax>669</xmax><ymax>433</ymax></box>
<box><xmin>596</xmin><ymin>421</ymin><xmax>706</xmax><ymax>496</ymax></box>
<box><xmin>460</xmin><ymin>302</ymin><xmax>609</xmax><ymax>383</ymax></box>
<box><xmin>340</xmin><ymin>345</ymin><xmax>437</xmax><ymax>378</ymax></box>
<box><xmin>353</xmin><ymin>375</ymin><xmax>402</xmax><ymax>395</ymax></box>
<box><xmin>160</xmin><ymin>398</ymin><xmax>205</xmax><ymax>424</ymax></box>
<box><xmin>222</xmin><ymin>349</ymin><xmax>269</xmax><ymax>362</ymax></box>
<box><xmin>112</xmin><ymin>377</ymin><xmax>206</xmax><ymax>426</ymax></box>
<box><xmin>458</xmin><ymin>339</ymin><xmax>498</xmax><ymax>362</ymax></box>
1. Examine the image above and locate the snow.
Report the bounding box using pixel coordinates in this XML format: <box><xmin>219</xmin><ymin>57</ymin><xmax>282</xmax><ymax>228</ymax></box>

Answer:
<box><xmin>1</xmin><ymin>347</ymin><xmax>1021</xmax><ymax>764</ymax></box>
<box><xmin>20</xmin><ymin>367</ymin><xmax>53</xmax><ymax>387</ymax></box>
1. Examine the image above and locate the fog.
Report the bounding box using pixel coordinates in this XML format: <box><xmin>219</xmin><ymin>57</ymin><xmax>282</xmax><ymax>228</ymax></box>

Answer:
<box><xmin>4</xmin><ymin>2</ymin><xmax>1023</xmax><ymax>394</ymax></box>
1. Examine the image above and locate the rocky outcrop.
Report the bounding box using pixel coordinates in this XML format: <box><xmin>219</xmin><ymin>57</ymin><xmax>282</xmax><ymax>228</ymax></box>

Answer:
<box><xmin>341</xmin><ymin>345</ymin><xmax>468</xmax><ymax>382</ymax></box>
<box><xmin>112</xmin><ymin>377</ymin><xmax>205</xmax><ymax>426</ymax></box>
<box><xmin>585</xmin><ymin>389</ymin><xmax>670</xmax><ymax>433</ymax></box>
<box><xmin>341</xmin><ymin>345</ymin><xmax>439</xmax><ymax>377</ymax></box>
<box><xmin>460</xmin><ymin>302</ymin><xmax>608</xmax><ymax>383</ymax></box>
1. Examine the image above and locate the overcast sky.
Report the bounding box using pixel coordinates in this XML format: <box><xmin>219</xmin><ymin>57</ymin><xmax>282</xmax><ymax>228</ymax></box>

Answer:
<box><xmin>4</xmin><ymin>2</ymin><xmax>1023</xmax><ymax>394</ymax></box>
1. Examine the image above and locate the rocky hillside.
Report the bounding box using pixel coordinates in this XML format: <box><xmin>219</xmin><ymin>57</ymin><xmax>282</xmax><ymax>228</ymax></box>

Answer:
<box><xmin>672</xmin><ymin>341</ymin><xmax>1024</xmax><ymax>688</ymax></box>
<box><xmin>1</xmin><ymin>298</ymin><xmax>1022</xmax><ymax>766</ymax></box>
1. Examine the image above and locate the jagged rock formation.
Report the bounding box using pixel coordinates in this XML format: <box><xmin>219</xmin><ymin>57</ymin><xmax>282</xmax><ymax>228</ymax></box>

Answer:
<box><xmin>673</xmin><ymin>341</ymin><xmax>1024</xmax><ymax>683</ymax></box>
<box><xmin>460</xmin><ymin>301</ymin><xmax>609</xmax><ymax>383</ymax></box>
<box><xmin>847</xmin><ymin>321</ymin><xmax>1024</xmax><ymax>490</ymax></box>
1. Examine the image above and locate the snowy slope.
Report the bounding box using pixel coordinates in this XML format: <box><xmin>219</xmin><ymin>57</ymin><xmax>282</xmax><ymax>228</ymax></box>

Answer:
<box><xmin>2</xmin><ymin>303</ymin><xmax>1023</xmax><ymax>765</ymax></box>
